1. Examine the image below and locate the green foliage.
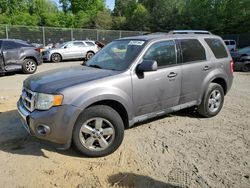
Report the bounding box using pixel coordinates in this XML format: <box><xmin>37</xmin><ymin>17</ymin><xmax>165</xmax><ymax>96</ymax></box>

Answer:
<box><xmin>0</xmin><ymin>0</ymin><xmax>249</xmax><ymax>34</ymax></box>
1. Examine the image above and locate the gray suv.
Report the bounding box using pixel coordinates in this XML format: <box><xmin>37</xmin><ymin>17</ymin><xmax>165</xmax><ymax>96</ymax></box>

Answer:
<box><xmin>17</xmin><ymin>33</ymin><xmax>233</xmax><ymax>157</ymax></box>
<box><xmin>0</xmin><ymin>39</ymin><xmax>42</xmax><ymax>74</ymax></box>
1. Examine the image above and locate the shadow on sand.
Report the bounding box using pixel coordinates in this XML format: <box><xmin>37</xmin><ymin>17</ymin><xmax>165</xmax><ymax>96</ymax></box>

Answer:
<box><xmin>108</xmin><ymin>172</ymin><xmax>183</xmax><ymax>188</ymax></box>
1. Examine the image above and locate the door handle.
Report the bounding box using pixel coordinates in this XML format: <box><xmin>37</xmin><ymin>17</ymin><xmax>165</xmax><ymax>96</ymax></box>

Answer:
<box><xmin>203</xmin><ymin>66</ymin><xmax>211</xmax><ymax>71</ymax></box>
<box><xmin>167</xmin><ymin>72</ymin><xmax>178</xmax><ymax>78</ymax></box>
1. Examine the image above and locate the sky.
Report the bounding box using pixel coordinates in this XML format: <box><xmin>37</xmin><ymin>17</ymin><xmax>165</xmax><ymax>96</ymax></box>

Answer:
<box><xmin>52</xmin><ymin>0</ymin><xmax>115</xmax><ymax>10</ymax></box>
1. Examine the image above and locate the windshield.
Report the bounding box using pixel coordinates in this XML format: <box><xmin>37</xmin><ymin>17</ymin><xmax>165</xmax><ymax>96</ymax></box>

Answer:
<box><xmin>58</xmin><ymin>42</ymin><xmax>67</xmax><ymax>48</ymax></box>
<box><xmin>238</xmin><ymin>47</ymin><xmax>250</xmax><ymax>54</ymax></box>
<box><xmin>85</xmin><ymin>40</ymin><xmax>146</xmax><ymax>71</ymax></box>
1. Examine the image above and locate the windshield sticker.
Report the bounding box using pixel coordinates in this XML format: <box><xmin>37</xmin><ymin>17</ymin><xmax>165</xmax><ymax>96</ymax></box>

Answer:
<box><xmin>128</xmin><ymin>41</ymin><xmax>145</xmax><ymax>46</ymax></box>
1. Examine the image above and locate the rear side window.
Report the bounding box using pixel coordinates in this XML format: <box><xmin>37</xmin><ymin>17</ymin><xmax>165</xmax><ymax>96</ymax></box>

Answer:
<box><xmin>224</xmin><ymin>41</ymin><xmax>229</xmax><ymax>45</ymax></box>
<box><xmin>143</xmin><ymin>40</ymin><xmax>176</xmax><ymax>67</ymax></box>
<box><xmin>86</xmin><ymin>42</ymin><xmax>95</xmax><ymax>46</ymax></box>
<box><xmin>179</xmin><ymin>39</ymin><xmax>206</xmax><ymax>63</ymax></box>
<box><xmin>2</xmin><ymin>41</ymin><xmax>18</xmax><ymax>50</ymax></box>
<box><xmin>205</xmin><ymin>38</ymin><xmax>228</xmax><ymax>59</ymax></box>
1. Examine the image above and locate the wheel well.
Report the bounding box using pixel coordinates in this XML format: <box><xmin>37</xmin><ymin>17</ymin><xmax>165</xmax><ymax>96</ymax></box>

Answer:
<box><xmin>24</xmin><ymin>57</ymin><xmax>37</xmax><ymax>65</ymax></box>
<box><xmin>211</xmin><ymin>78</ymin><xmax>227</xmax><ymax>95</ymax></box>
<box><xmin>87</xmin><ymin>100</ymin><xmax>129</xmax><ymax>128</ymax></box>
<box><xmin>87</xmin><ymin>51</ymin><xmax>95</xmax><ymax>55</ymax></box>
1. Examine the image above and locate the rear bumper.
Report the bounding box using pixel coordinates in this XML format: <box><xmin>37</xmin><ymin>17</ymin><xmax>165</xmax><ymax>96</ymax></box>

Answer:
<box><xmin>17</xmin><ymin>99</ymin><xmax>82</xmax><ymax>145</ymax></box>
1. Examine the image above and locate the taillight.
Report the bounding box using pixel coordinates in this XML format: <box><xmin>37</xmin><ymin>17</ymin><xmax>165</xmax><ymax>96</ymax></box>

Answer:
<box><xmin>230</xmin><ymin>60</ymin><xmax>234</xmax><ymax>74</ymax></box>
<box><xmin>35</xmin><ymin>48</ymin><xmax>41</xmax><ymax>53</ymax></box>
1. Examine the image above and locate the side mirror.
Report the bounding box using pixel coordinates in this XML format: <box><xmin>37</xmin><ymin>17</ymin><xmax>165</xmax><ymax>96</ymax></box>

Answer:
<box><xmin>137</xmin><ymin>60</ymin><xmax>158</xmax><ymax>73</ymax></box>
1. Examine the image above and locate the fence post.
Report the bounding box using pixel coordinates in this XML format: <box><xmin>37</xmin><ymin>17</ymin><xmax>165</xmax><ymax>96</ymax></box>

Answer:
<box><xmin>96</xmin><ymin>30</ymin><xmax>99</xmax><ymax>41</ymax></box>
<box><xmin>119</xmin><ymin>31</ymin><xmax>122</xmax><ymax>38</ymax></box>
<box><xmin>5</xmin><ymin>25</ymin><xmax>8</xmax><ymax>39</ymax></box>
<box><xmin>71</xmin><ymin>28</ymin><xmax>74</xmax><ymax>40</ymax></box>
<box><xmin>42</xmin><ymin>27</ymin><xmax>45</xmax><ymax>46</ymax></box>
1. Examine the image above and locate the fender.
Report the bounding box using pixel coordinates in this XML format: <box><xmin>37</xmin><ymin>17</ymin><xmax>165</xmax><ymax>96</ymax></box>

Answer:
<box><xmin>69</xmin><ymin>86</ymin><xmax>134</xmax><ymax>121</ymax></box>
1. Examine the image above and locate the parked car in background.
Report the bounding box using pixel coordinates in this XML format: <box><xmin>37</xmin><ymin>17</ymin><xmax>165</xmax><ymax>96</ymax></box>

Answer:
<box><xmin>231</xmin><ymin>46</ymin><xmax>250</xmax><ymax>71</ymax></box>
<box><xmin>18</xmin><ymin>32</ymin><xmax>233</xmax><ymax>157</ymax></box>
<box><xmin>224</xmin><ymin>40</ymin><xmax>236</xmax><ymax>51</ymax></box>
<box><xmin>42</xmin><ymin>40</ymin><xmax>99</xmax><ymax>63</ymax></box>
<box><xmin>0</xmin><ymin>39</ymin><xmax>42</xmax><ymax>74</ymax></box>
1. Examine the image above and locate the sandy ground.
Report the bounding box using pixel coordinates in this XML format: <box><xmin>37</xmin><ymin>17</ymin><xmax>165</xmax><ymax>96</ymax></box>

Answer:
<box><xmin>0</xmin><ymin>62</ymin><xmax>249</xmax><ymax>188</ymax></box>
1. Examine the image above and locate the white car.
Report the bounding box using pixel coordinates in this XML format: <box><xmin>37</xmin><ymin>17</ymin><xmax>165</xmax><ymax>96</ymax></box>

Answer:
<box><xmin>224</xmin><ymin>40</ymin><xmax>236</xmax><ymax>51</ymax></box>
<box><xmin>42</xmin><ymin>40</ymin><xmax>99</xmax><ymax>63</ymax></box>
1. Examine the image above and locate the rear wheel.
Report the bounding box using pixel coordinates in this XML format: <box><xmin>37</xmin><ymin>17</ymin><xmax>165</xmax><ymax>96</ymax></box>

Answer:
<box><xmin>51</xmin><ymin>53</ymin><xmax>62</xmax><ymax>63</ymax></box>
<box><xmin>86</xmin><ymin>52</ymin><xmax>95</xmax><ymax>61</ymax></box>
<box><xmin>73</xmin><ymin>105</ymin><xmax>124</xmax><ymax>157</ymax></box>
<box><xmin>197</xmin><ymin>83</ymin><xmax>224</xmax><ymax>118</ymax></box>
<box><xmin>22</xmin><ymin>59</ymin><xmax>37</xmax><ymax>74</ymax></box>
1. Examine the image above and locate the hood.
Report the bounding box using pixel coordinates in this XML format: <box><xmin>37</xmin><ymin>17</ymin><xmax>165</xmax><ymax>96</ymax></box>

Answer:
<box><xmin>23</xmin><ymin>66</ymin><xmax>119</xmax><ymax>93</ymax></box>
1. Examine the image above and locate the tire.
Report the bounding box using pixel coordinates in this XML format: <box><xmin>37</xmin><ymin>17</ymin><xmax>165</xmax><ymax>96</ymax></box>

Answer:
<box><xmin>51</xmin><ymin>53</ymin><xmax>62</xmax><ymax>63</ymax></box>
<box><xmin>73</xmin><ymin>105</ymin><xmax>124</xmax><ymax>157</ymax></box>
<box><xmin>86</xmin><ymin>52</ymin><xmax>95</xmax><ymax>61</ymax></box>
<box><xmin>242</xmin><ymin>63</ymin><xmax>250</xmax><ymax>72</ymax></box>
<box><xmin>197</xmin><ymin>83</ymin><xmax>224</xmax><ymax>118</ymax></box>
<box><xmin>22</xmin><ymin>59</ymin><xmax>37</xmax><ymax>74</ymax></box>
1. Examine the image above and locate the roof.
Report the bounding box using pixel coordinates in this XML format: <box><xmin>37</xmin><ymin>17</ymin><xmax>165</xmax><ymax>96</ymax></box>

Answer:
<box><xmin>118</xmin><ymin>33</ymin><xmax>219</xmax><ymax>42</ymax></box>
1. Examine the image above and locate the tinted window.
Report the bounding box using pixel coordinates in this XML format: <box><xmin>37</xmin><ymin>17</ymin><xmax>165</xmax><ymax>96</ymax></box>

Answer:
<box><xmin>2</xmin><ymin>41</ymin><xmax>18</xmax><ymax>50</ymax></box>
<box><xmin>205</xmin><ymin>38</ymin><xmax>228</xmax><ymax>59</ymax></box>
<box><xmin>230</xmin><ymin>41</ymin><xmax>236</xmax><ymax>45</ymax></box>
<box><xmin>143</xmin><ymin>40</ymin><xmax>176</xmax><ymax>67</ymax></box>
<box><xmin>224</xmin><ymin>41</ymin><xmax>229</xmax><ymax>45</ymax></box>
<box><xmin>86</xmin><ymin>42</ymin><xmax>95</xmax><ymax>46</ymax></box>
<box><xmin>73</xmin><ymin>42</ymin><xmax>85</xmax><ymax>46</ymax></box>
<box><xmin>179</xmin><ymin>39</ymin><xmax>206</xmax><ymax>63</ymax></box>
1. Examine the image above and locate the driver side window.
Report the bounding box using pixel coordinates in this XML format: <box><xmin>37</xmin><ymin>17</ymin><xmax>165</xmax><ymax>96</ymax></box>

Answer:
<box><xmin>143</xmin><ymin>40</ymin><xmax>177</xmax><ymax>67</ymax></box>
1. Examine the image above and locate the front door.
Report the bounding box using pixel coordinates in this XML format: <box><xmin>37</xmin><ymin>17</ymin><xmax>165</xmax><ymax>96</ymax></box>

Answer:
<box><xmin>132</xmin><ymin>40</ymin><xmax>182</xmax><ymax>116</ymax></box>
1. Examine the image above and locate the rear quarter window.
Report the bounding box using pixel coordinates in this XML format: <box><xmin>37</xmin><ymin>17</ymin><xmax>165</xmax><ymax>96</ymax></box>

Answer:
<box><xmin>205</xmin><ymin>38</ymin><xmax>228</xmax><ymax>59</ymax></box>
<box><xmin>179</xmin><ymin>39</ymin><xmax>206</xmax><ymax>63</ymax></box>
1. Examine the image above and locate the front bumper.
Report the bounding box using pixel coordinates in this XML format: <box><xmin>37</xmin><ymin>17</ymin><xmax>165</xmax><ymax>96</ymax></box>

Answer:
<box><xmin>42</xmin><ymin>53</ymin><xmax>50</xmax><ymax>62</ymax></box>
<box><xmin>17</xmin><ymin>98</ymin><xmax>82</xmax><ymax>145</ymax></box>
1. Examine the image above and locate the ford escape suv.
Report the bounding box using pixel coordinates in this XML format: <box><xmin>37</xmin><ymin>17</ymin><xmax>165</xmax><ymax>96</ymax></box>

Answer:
<box><xmin>17</xmin><ymin>33</ymin><xmax>233</xmax><ymax>157</ymax></box>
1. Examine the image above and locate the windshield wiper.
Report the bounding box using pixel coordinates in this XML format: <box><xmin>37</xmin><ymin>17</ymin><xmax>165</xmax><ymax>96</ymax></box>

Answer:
<box><xmin>86</xmin><ymin>64</ymin><xmax>103</xmax><ymax>69</ymax></box>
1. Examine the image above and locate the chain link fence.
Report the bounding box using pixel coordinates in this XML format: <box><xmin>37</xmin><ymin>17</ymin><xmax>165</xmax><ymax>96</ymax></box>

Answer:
<box><xmin>0</xmin><ymin>25</ymin><xmax>144</xmax><ymax>46</ymax></box>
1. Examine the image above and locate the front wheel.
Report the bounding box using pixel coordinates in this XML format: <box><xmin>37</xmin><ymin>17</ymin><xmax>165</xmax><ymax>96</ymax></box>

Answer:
<box><xmin>73</xmin><ymin>105</ymin><xmax>124</xmax><ymax>157</ymax></box>
<box><xmin>22</xmin><ymin>59</ymin><xmax>37</xmax><ymax>74</ymax></box>
<box><xmin>197</xmin><ymin>83</ymin><xmax>224</xmax><ymax>118</ymax></box>
<box><xmin>51</xmin><ymin>53</ymin><xmax>62</xmax><ymax>63</ymax></box>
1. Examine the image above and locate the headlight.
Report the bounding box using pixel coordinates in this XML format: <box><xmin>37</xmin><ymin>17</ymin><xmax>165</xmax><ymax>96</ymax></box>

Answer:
<box><xmin>35</xmin><ymin>93</ymin><xmax>63</xmax><ymax>110</ymax></box>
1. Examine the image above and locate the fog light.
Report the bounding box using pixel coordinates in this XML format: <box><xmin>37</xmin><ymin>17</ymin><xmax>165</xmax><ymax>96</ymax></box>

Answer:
<box><xmin>37</xmin><ymin>125</ymin><xmax>50</xmax><ymax>136</ymax></box>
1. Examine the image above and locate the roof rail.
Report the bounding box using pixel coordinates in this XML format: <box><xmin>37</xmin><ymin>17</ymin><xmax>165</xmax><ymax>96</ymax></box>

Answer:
<box><xmin>168</xmin><ymin>30</ymin><xmax>212</xmax><ymax>35</ymax></box>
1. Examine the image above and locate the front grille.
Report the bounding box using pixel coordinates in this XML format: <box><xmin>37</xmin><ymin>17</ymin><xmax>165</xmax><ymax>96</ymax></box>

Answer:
<box><xmin>21</xmin><ymin>88</ymin><xmax>36</xmax><ymax>112</ymax></box>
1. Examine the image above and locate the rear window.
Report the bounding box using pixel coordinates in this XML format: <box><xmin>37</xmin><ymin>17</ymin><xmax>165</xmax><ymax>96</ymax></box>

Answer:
<box><xmin>179</xmin><ymin>39</ymin><xmax>206</xmax><ymax>63</ymax></box>
<box><xmin>205</xmin><ymin>38</ymin><xmax>228</xmax><ymax>59</ymax></box>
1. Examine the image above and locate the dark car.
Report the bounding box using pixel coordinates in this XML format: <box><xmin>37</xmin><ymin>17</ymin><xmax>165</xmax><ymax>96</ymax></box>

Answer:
<box><xmin>231</xmin><ymin>47</ymin><xmax>250</xmax><ymax>71</ymax></box>
<box><xmin>0</xmin><ymin>39</ymin><xmax>43</xmax><ymax>74</ymax></box>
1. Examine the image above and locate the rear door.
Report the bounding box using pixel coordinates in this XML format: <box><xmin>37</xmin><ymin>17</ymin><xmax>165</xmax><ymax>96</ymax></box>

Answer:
<box><xmin>1</xmin><ymin>41</ymin><xmax>20</xmax><ymax>70</ymax></box>
<box><xmin>178</xmin><ymin>38</ymin><xmax>214</xmax><ymax>104</ymax></box>
<box><xmin>132</xmin><ymin>40</ymin><xmax>182</xmax><ymax>116</ymax></box>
